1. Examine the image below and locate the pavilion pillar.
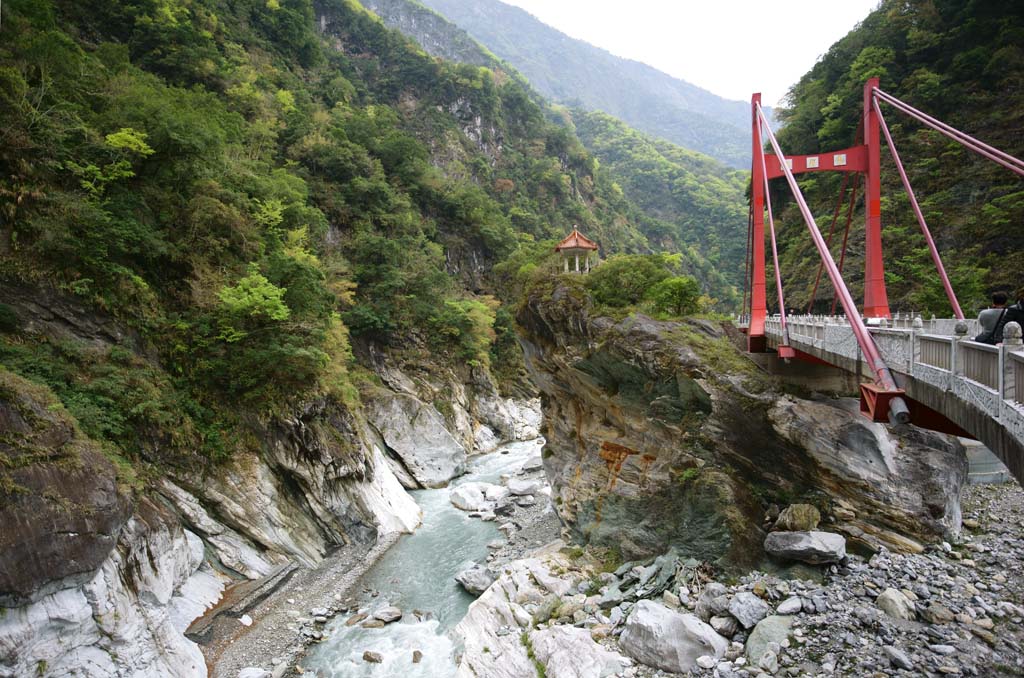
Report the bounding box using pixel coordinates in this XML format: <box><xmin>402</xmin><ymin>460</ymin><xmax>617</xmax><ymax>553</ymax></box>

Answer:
<box><xmin>575</xmin><ymin>254</ymin><xmax>580</xmax><ymax>272</ymax></box>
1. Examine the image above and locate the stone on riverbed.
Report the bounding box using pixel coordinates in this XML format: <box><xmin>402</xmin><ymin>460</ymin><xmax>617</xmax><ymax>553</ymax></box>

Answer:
<box><xmin>373</xmin><ymin>606</ymin><xmax>402</xmax><ymax>623</ymax></box>
<box><xmin>237</xmin><ymin>669</ymin><xmax>271</xmax><ymax>678</ymax></box>
<box><xmin>450</xmin><ymin>483</ymin><xmax>494</xmax><ymax>512</ymax></box>
<box><xmin>619</xmin><ymin>600</ymin><xmax>728</xmax><ymax>673</ymax></box>
<box><xmin>876</xmin><ymin>588</ymin><xmax>915</xmax><ymax>621</ymax></box>
<box><xmin>728</xmin><ymin>591</ymin><xmax>770</xmax><ymax>629</ymax></box>
<box><xmin>362</xmin><ymin>651</ymin><xmax>383</xmax><ymax>663</ymax></box>
<box><xmin>522</xmin><ymin>456</ymin><xmax>544</xmax><ymax>472</ymax></box>
<box><xmin>508</xmin><ymin>478</ymin><xmax>541</xmax><ymax>496</ymax></box>
<box><xmin>456</xmin><ymin>563</ymin><xmax>497</xmax><ymax>595</ymax></box>
<box><xmin>764</xmin><ymin>531</ymin><xmax>846</xmax><ymax>564</ymax></box>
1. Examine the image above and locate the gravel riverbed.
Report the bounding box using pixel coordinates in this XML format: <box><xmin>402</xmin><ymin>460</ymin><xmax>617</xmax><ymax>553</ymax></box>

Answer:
<box><xmin>207</xmin><ymin>469</ymin><xmax>1024</xmax><ymax>678</ymax></box>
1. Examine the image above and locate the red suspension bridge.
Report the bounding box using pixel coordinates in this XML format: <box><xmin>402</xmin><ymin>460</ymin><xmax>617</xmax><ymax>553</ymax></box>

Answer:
<box><xmin>739</xmin><ymin>78</ymin><xmax>1024</xmax><ymax>483</ymax></box>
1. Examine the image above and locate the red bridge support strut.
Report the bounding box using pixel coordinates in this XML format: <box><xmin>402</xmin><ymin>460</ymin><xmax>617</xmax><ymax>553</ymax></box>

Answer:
<box><xmin>748</xmin><ymin>93</ymin><xmax>768</xmax><ymax>352</ymax></box>
<box><xmin>862</xmin><ymin>77</ymin><xmax>890</xmax><ymax>319</ymax></box>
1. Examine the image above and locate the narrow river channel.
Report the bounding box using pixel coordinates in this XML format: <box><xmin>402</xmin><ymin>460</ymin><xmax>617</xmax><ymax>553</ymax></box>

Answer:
<box><xmin>306</xmin><ymin>438</ymin><xmax>544</xmax><ymax>677</ymax></box>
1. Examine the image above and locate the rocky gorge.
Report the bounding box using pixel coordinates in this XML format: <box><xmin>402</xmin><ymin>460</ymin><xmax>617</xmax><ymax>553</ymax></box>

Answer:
<box><xmin>440</xmin><ymin>279</ymin><xmax>1024</xmax><ymax>678</ymax></box>
<box><xmin>0</xmin><ymin>285</ymin><xmax>541</xmax><ymax>677</ymax></box>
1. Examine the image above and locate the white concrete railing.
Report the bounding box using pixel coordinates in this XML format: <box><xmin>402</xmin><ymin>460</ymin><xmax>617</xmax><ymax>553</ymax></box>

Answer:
<box><xmin>751</xmin><ymin>315</ymin><xmax>1024</xmax><ymax>450</ymax></box>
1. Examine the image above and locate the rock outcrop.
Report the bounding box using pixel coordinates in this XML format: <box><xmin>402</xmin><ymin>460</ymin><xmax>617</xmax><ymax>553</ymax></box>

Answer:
<box><xmin>366</xmin><ymin>390</ymin><xmax>468</xmax><ymax>488</ymax></box>
<box><xmin>517</xmin><ymin>281</ymin><xmax>967</xmax><ymax>566</ymax></box>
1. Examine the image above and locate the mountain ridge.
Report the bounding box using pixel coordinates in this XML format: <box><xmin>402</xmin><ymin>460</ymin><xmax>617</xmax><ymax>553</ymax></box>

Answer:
<box><xmin>372</xmin><ymin>0</ymin><xmax>764</xmax><ymax>167</ymax></box>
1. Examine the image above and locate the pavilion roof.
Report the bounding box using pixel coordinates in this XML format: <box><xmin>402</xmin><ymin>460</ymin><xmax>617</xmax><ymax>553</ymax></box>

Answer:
<box><xmin>554</xmin><ymin>227</ymin><xmax>599</xmax><ymax>252</ymax></box>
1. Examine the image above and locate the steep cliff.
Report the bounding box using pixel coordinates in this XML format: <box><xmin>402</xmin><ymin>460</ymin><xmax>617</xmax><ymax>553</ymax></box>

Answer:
<box><xmin>517</xmin><ymin>278</ymin><xmax>967</xmax><ymax>567</ymax></box>
<box><xmin>0</xmin><ymin>281</ymin><xmax>538</xmax><ymax>676</ymax></box>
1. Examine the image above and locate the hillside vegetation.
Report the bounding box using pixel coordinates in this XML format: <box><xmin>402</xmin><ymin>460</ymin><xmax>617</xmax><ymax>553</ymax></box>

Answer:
<box><xmin>773</xmin><ymin>0</ymin><xmax>1024</xmax><ymax>315</ymax></box>
<box><xmin>415</xmin><ymin>0</ymin><xmax>758</xmax><ymax>167</ymax></box>
<box><xmin>572</xmin><ymin>110</ymin><xmax>747</xmax><ymax>302</ymax></box>
<box><xmin>0</xmin><ymin>0</ymin><xmax>717</xmax><ymax>476</ymax></box>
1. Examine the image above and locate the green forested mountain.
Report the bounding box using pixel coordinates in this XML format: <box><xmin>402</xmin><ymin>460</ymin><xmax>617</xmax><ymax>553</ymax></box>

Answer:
<box><xmin>406</xmin><ymin>0</ymin><xmax>760</xmax><ymax>167</ymax></box>
<box><xmin>772</xmin><ymin>0</ymin><xmax>1024</xmax><ymax>315</ymax></box>
<box><xmin>572</xmin><ymin>111</ymin><xmax>747</xmax><ymax>300</ymax></box>
<box><xmin>0</xmin><ymin>0</ymin><xmax>684</xmax><ymax>471</ymax></box>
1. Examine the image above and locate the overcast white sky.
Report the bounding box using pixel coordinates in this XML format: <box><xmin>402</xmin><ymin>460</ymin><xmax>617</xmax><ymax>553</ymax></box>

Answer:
<box><xmin>500</xmin><ymin>0</ymin><xmax>881</xmax><ymax>107</ymax></box>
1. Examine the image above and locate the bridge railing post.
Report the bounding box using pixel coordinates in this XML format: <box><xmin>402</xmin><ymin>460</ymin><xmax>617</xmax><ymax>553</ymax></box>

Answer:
<box><xmin>951</xmin><ymin>321</ymin><xmax>968</xmax><ymax>381</ymax></box>
<box><xmin>910</xmin><ymin>316</ymin><xmax>923</xmax><ymax>372</ymax></box>
<box><xmin>1003</xmin><ymin>322</ymin><xmax>1023</xmax><ymax>406</ymax></box>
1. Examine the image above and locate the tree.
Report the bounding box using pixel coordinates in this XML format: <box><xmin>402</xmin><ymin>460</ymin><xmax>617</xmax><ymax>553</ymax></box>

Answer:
<box><xmin>646</xmin><ymin>276</ymin><xmax>701</xmax><ymax>316</ymax></box>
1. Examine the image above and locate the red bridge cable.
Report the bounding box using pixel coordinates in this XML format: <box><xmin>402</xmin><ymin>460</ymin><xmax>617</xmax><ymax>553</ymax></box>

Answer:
<box><xmin>807</xmin><ymin>173</ymin><xmax>851</xmax><ymax>313</ymax></box>
<box><xmin>873</xmin><ymin>97</ymin><xmax>965</xmax><ymax>320</ymax></box>
<box><xmin>831</xmin><ymin>174</ymin><xmax>859</xmax><ymax>316</ymax></box>
<box><xmin>755</xmin><ymin>122</ymin><xmax>791</xmax><ymax>346</ymax></box>
<box><xmin>874</xmin><ymin>88</ymin><xmax>1024</xmax><ymax>178</ymax></box>
<box><xmin>755</xmin><ymin>103</ymin><xmax>902</xmax><ymax>395</ymax></box>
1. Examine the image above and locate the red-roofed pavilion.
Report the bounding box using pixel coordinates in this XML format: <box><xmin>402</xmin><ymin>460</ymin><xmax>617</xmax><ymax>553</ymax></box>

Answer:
<box><xmin>554</xmin><ymin>226</ymin><xmax>599</xmax><ymax>273</ymax></box>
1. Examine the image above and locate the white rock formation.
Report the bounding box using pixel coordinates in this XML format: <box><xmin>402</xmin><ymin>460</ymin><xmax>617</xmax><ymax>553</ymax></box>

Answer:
<box><xmin>528</xmin><ymin>625</ymin><xmax>631</xmax><ymax>678</ymax></box>
<box><xmin>455</xmin><ymin>555</ymin><xmax>576</xmax><ymax>678</ymax></box>
<box><xmin>0</xmin><ymin>507</ymin><xmax>207</xmax><ymax>677</ymax></box>
<box><xmin>366</xmin><ymin>392</ymin><xmax>467</xmax><ymax>487</ymax></box>
<box><xmin>450</xmin><ymin>482</ymin><xmax>500</xmax><ymax>512</ymax></box>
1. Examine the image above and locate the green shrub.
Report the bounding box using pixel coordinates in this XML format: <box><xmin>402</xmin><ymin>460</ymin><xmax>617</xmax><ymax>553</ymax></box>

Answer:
<box><xmin>585</xmin><ymin>254</ymin><xmax>672</xmax><ymax>308</ymax></box>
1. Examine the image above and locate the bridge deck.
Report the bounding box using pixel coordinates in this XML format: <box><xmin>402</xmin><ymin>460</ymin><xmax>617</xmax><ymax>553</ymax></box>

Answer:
<box><xmin>743</xmin><ymin>315</ymin><xmax>1024</xmax><ymax>485</ymax></box>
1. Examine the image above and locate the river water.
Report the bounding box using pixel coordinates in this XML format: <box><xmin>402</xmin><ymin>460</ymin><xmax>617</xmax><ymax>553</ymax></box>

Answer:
<box><xmin>306</xmin><ymin>439</ymin><xmax>544</xmax><ymax>677</ymax></box>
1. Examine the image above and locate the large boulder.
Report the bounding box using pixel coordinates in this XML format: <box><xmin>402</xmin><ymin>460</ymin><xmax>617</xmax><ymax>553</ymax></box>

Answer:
<box><xmin>507</xmin><ymin>478</ymin><xmax>541</xmax><ymax>496</ymax></box>
<box><xmin>763</xmin><ymin>531</ymin><xmax>846</xmax><ymax>565</ymax></box>
<box><xmin>619</xmin><ymin>600</ymin><xmax>728</xmax><ymax>673</ymax></box>
<box><xmin>456</xmin><ymin>563</ymin><xmax>497</xmax><ymax>596</ymax></box>
<box><xmin>528</xmin><ymin>626</ymin><xmax>631</xmax><ymax>678</ymax></box>
<box><xmin>365</xmin><ymin>391</ymin><xmax>467</xmax><ymax>488</ymax></box>
<box><xmin>450</xmin><ymin>483</ymin><xmax>494</xmax><ymax>512</ymax></box>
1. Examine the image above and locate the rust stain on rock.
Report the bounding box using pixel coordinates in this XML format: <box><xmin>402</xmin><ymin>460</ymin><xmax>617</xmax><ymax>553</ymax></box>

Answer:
<box><xmin>599</xmin><ymin>441</ymin><xmax>638</xmax><ymax>491</ymax></box>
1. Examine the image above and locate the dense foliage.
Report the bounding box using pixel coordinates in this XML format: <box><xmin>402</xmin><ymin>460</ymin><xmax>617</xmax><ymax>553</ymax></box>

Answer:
<box><xmin>772</xmin><ymin>0</ymin><xmax>1024</xmax><ymax>316</ymax></box>
<box><xmin>585</xmin><ymin>254</ymin><xmax>703</xmax><ymax>318</ymax></box>
<box><xmin>0</xmin><ymin>0</ymin><xmax>692</xmax><ymax>472</ymax></box>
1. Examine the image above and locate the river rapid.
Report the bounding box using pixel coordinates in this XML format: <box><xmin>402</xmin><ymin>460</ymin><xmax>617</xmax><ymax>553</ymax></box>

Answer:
<box><xmin>305</xmin><ymin>438</ymin><xmax>544</xmax><ymax>677</ymax></box>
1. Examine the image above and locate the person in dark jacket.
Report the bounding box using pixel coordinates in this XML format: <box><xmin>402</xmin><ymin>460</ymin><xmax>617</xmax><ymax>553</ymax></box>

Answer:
<box><xmin>977</xmin><ymin>291</ymin><xmax>1008</xmax><ymax>333</ymax></box>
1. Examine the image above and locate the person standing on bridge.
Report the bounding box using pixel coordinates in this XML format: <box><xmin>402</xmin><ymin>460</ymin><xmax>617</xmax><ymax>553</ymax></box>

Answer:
<box><xmin>977</xmin><ymin>289</ymin><xmax>1024</xmax><ymax>344</ymax></box>
<box><xmin>975</xmin><ymin>291</ymin><xmax>1009</xmax><ymax>343</ymax></box>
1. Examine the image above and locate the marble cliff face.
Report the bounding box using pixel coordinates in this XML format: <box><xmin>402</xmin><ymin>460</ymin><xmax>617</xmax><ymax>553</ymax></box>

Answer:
<box><xmin>516</xmin><ymin>280</ymin><xmax>967</xmax><ymax>567</ymax></box>
<box><xmin>0</xmin><ymin>286</ymin><xmax>539</xmax><ymax>677</ymax></box>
